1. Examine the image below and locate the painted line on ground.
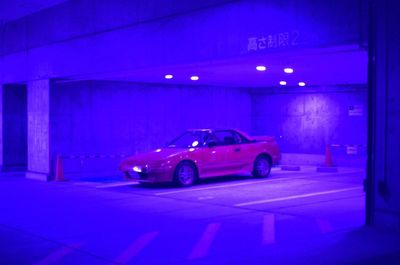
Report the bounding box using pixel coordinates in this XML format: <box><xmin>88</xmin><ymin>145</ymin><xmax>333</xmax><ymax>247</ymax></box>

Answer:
<box><xmin>198</xmin><ymin>196</ymin><xmax>215</xmax><ymax>200</ymax></box>
<box><xmin>262</xmin><ymin>214</ymin><xmax>276</xmax><ymax>245</ymax></box>
<box><xmin>114</xmin><ymin>231</ymin><xmax>159</xmax><ymax>264</ymax></box>
<box><xmin>154</xmin><ymin>180</ymin><xmax>275</xmax><ymax>195</ymax></box>
<box><xmin>153</xmin><ymin>169</ymin><xmax>366</xmax><ymax>196</ymax></box>
<box><xmin>153</xmin><ymin>171</ymin><xmax>357</xmax><ymax>196</ymax></box>
<box><xmin>95</xmin><ymin>181</ymin><xmax>139</xmax><ymax>188</ymax></box>
<box><xmin>188</xmin><ymin>222</ymin><xmax>221</xmax><ymax>260</ymax></box>
<box><xmin>34</xmin><ymin>243</ymin><xmax>83</xmax><ymax>265</ymax></box>
<box><xmin>234</xmin><ymin>186</ymin><xmax>363</xmax><ymax>207</ymax></box>
<box><xmin>153</xmin><ymin>174</ymin><xmax>321</xmax><ymax>196</ymax></box>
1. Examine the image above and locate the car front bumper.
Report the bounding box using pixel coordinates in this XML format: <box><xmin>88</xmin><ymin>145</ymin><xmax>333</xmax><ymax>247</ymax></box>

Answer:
<box><xmin>121</xmin><ymin>165</ymin><xmax>173</xmax><ymax>183</ymax></box>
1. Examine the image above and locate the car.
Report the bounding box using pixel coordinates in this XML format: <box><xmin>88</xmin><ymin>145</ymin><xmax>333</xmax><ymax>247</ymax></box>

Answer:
<box><xmin>119</xmin><ymin>129</ymin><xmax>281</xmax><ymax>186</ymax></box>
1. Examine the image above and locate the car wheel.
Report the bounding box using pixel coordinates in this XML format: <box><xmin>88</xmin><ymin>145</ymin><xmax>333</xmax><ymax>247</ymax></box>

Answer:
<box><xmin>174</xmin><ymin>161</ymin><xmax>197</xmax><ymax>187</ymax></box>
<box><xmin>252</xmin><ymin>155</ymin><xmax>271</xmax><ymax>178</ymax></box>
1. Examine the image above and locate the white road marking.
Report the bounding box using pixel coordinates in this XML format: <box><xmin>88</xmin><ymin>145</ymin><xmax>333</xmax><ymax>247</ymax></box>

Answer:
<box><xmin>34</xmin><ymin>243</ymin><xmax>83</xmax><ymax>265</ymax></box>
<box><xmin>95</xmin><ymin>181</ymin><xmax>139</xmax><ymax>188</ymax></box>
<box><xmin>234</xmin><ymin>186</ymin><xmax>363</xmax><ymax>207</ymax></box>
<box><xmin>154</xmin><ymin>179</ymin><xmax>274</xmax><ymax>195</ymax></box>
<box><xmin>114</xmin><ymin>231</ymin><xmax>159</xmax><ymax>264</ymax></box>
<box><xmin>198</xmin><ymin>196</ymin><xmax>215</xmax><ymax>200</ymax></box>
<box><xmin>188</xmin><ymin>223</ymin><xmax>221</xmax><ymax>260</ymax></box>
<box><xmin>153</xmin><ymin>170</ymin><xmax>355</xmax><ymax>196</ymax></box>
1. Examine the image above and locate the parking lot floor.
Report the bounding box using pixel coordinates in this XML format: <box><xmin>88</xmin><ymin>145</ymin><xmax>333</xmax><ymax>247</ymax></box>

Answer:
<box><xmin>1</xmin><ymin>167</ymin><xmax>400</xmax><ymax>265</ymax></box>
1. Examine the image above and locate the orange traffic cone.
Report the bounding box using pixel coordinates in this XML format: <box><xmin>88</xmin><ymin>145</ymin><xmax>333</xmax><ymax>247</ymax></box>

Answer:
<box><xmin>325</xmin><ymin>144</ymin><xmax>333</xmax><ymax>167</ymax></box>
<box><xmin>55</xmin><ymin>155</ymin><xmax>66</xmax><ymax>181</ymax></box>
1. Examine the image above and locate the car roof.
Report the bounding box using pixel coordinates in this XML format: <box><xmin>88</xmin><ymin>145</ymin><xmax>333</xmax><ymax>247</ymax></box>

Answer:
<box><xmin>185</xmin><ymin>128</ymin><xmax>253</xmax><ymax>140</ymax></box>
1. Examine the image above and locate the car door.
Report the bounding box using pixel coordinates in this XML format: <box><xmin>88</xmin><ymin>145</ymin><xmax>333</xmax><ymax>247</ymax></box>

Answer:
<box><xmin>196</xmin><ymin>132</ymin><xmax>228</xmax><ymax>177</ymax></box>
<box><xmin>211</xmin><ymin>130</ymin><xmax>242</xmax><ymax>173</ymax></box>
<box><xmin>230</xmin><ymin>130</ymin><xmax>254</xmax><ymax>170</ymax></box>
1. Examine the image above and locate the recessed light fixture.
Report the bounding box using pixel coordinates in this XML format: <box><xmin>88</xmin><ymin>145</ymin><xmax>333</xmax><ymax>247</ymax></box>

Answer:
<box><xmin>284</xmin><ymin>68</ymin><xmax>294</xmax><ymax>74</ymax></box>
<box><xmin>190</xmin><ymin>75</ymin><xmax>199</xmax><ymax>81</ymax></box>
<box><xmin>164</xmin><ymin>74</ymin><xmax>173</xmax><ymax>79</ymax></box>
<box><xmin>279</xmin><ymin>81</ymin><xmax>287</xmax><ymax>86</ymax></box>
<box><xmin>298</xmin><ymin>82</ymin><xmax>306</xmax><ymax>87</ymax></box>
<box><xmin>256</xmin><ymin>65</ymin><xmax>267</xmax><ymax>71</ymax></box>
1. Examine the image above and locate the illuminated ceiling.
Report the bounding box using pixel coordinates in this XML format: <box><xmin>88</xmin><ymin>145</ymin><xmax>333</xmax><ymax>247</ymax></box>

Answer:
<box><xmin>65</xmin><ymin>45</ymin><xmax>367</xmax><ymax>88</ymax></box>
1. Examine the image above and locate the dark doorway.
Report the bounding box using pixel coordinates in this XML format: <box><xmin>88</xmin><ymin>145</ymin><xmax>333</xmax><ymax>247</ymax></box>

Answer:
<box><xmin>2</xmin><ymin>84</ymin><xmax>27</xmax><ymax>172</ymax></box>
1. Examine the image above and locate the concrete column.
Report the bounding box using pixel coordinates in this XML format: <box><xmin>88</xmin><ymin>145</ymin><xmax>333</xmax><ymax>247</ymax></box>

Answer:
<box><xmin>26</xmin><ymin>79</ymin><xmax>51</xmax><ymax>181</ymax></box>
<box><xmin>0</xmin><ymin>84</ymin><xmax>3</xmax><ymax>171</ymax></box>
<box><xmin>368</xmin><ymin>0</ymin><xmax>400</xmax><ymax>230</ymax></box>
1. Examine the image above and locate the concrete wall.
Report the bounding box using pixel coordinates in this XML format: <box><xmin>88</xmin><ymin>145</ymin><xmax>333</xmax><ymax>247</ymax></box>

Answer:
<box><xmin>50</xmin><ymin>80</ymin><xmax>251</xmax><ymax>175</ymax></box>
<box><xmin>369</xmin><ymin>0</ymin><xmax>400</xmax><ymax>230</ymax></box>
<box><xmin>251</xmin><ymin>87</ymin><xmax>367</xmax><ymax>166</ymax></box>
<box><xmin>50</xmin><ymin>80</ymin><xmax>367</xmax><ymax>176</ymax></box>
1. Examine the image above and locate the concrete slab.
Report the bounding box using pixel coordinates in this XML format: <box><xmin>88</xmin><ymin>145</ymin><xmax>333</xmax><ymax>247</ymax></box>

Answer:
<box><xmin>317</xmin><ymin>166</ymin><xmax>339</xmax><ymax>173</ymax></box>
<box><xmin>281</xmin><ymin>165</ymin><xmax>301</xmax><ymax>171</ymax></box>
<box><xmin>0</xmin><ymin>168</ymin><xmax>398</xmax><ymax>264</ymax></box>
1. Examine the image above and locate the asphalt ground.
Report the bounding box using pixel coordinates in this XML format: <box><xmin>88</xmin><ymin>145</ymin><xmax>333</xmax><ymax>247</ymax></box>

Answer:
<box><xmin>1</xmin><ymin>167</ymin><xmax>400</xmax><ymax>265</ymax></box>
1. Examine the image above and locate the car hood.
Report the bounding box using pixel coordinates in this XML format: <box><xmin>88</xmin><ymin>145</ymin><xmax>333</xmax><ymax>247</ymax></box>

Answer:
<box><xmin>122</xmin><ymin>148</ymin><xmax>187</xmax><ymax>164</ymax></box>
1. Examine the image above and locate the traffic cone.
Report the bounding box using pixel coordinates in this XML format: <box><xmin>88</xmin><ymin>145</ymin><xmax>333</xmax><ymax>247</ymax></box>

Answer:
<box><xmin>55</xmin><ymin>155</ymin><xmax>66</xmax><ymax>181</ymax></box>
<box><xmin>325</xmin><ymin>144</ymin><xmax>333</xmax><ymax>167</ymax></box>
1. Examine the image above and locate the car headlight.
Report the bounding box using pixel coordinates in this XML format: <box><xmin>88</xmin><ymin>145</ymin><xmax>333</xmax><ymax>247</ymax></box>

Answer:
<box><xmin>132</xmin><ymin>165</ymin><xmax>149</xmax><ymax>173</ymax></box>
<box><xmin>132</xmin><ymin>166</ymin><xmax>142</xmax><ymax>173</ymax></box>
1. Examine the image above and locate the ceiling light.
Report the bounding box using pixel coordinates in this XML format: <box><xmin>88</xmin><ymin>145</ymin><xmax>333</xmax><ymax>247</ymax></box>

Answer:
<box><xmin>284</xmin><ymin>68</ymin><xmax>294</xmax><ymax>74</ymax></box>
<box><xmin>256</xmin><ymin>65</ymin><xmax>267</xmax><ymax>71</ymax></box>
<box><xmin>190</xmin><ymin>75</ymin><xmax>199</xmax><ymax>81</ymax></box>
<box><xmin>298</xmin><ymin>82</ymin><xmax>306</xmax><ymax>87</ymax></box>
<box><xmin>164</xmin><ymin>74</ymin><xmax>173</xmax><ymax>79</ymax></box>
<box><xmin>279</xmin><ymin>81</ymin><xmax>287</xmax><ymax>86</ymax></box>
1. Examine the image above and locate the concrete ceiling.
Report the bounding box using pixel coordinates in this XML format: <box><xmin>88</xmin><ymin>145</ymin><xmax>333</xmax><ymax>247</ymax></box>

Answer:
<box><xmin>67</xmin><ymin>45</ymin><xmax>368</xmax><ymax>88</ymax></box>
<box><xmin>0</xmin><ymin>0</ymin><xmax>66</xmax><ymax>23</ymax></box>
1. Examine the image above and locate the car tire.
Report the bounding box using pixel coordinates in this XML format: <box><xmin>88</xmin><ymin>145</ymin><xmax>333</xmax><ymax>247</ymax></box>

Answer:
<box><xmin>252</xmin><ymin>155</ymin><xmax>271</xmax><ymax>178</ymax></box>
<box><xmin>174</xmin><ymin>161</ymin><xmax>197</xmax><ymax>187</ymax></box>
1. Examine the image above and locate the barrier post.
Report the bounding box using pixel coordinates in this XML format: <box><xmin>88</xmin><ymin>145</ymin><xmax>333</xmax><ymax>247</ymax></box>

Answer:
<box><xmin>325</xmin><ymin>144</ymin><xmax>333</xmax><ymax>167</ymax></box>
<box><xmin>317</xmin><ymin>144</ymin><xmax>338</xmax><ymax>172</ymax></box>
<box><xmin>55</xmin><ymin>155</ymin><xmax>66</xmax><ymax>181</ymax></box>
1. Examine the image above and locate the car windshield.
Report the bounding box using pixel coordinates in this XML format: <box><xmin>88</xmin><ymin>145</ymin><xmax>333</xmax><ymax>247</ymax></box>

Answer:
<box><xmin>167</xmin><ymin>131</ymin><xmax>207</xmax><ymax>148</ymax></box>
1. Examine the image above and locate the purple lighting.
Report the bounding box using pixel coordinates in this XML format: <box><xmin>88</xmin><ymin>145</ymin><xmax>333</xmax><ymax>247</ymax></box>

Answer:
<box><xmin>256</xmin><ymin>65</ymin><xmax>267</xmax><ymax>71</ymax></box>
<box><xmin>190</xmin><ymin>76</ymin><xmax>199</xmax><ymax>81</ymax></box>
<box><xmin>284</xmin><ymin>68</ymin><xmax>294</xmax><ymax>74</ymax></box>
<box><xmin>279</xmin><ymin>81</ymin><xmax>287</xmax><ymax>86</ymax></box>
<box><xmin>164</xmin><ymin>74</ymin><xmax>173</xmax><ymax>79</ymax></box>
<box><xmin>298</xmin><ymin>82</ymin><xmax>306</xmax><ymax>87</ymax></box>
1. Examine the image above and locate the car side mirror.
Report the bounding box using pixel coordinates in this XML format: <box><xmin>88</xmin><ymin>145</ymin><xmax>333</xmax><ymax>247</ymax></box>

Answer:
<box><xmin>208</xmin><ymin>141</ymin><xmax>217</xmax><ymax>148</ymax></box>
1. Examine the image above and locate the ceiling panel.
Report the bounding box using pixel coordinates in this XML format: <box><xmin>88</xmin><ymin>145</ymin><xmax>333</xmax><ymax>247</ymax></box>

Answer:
<box><xmin>0</xmin><ymin>0</ymin><xmax>66</xmax><ymax>23</ymax></box>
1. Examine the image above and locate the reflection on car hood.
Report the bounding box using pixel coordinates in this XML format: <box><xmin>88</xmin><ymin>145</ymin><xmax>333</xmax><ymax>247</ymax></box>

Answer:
<box><xmin>123</xmin><ymin>148</ymin><xmax>187</xmax><ymax>163</ymax></box>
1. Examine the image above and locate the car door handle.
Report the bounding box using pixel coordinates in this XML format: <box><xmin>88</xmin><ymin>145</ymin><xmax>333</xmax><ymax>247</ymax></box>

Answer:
<box><xmin>234</xmin><ymin>148</ymin><xmax>241</xmax><ymax>152</ymax></box>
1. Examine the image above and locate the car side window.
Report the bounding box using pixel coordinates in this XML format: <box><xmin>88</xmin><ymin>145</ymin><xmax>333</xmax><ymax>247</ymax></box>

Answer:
<box><xmin>231</xmin><ymin>131</ymin><xmax>249</xmax><ymax>144</ymax></box>
<box><xmin>231</xmin><ymin>131</ymin><xmax>242</xmax><ymax>144</ymax></box>
<box><xmin>213</xmin><ymin>131</ymin><xmax>238</xmax><ymax>146</ymax></box>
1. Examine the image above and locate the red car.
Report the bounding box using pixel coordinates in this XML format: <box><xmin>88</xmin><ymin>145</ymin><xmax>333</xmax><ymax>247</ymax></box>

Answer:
<box><xmin>119</xmin><ymin>129</ymin><xmax>281</xmax><ymax>186</ymax></box>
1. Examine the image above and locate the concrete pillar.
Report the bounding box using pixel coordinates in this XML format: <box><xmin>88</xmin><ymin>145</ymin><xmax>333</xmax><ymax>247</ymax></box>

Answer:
<box><xmin>26</xmin><ymin>79</ymin><xmax>51</xmax><ymax>181</ymax></box>
<box><xmin>368</xmin><ymin>0</ymin><xmax>400</xmax><ymax>230</ymax></box>
<box><xmin>0</xmin><ymin>84</ymin><xmax>3</xmax><ymax>171</ymax></box>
